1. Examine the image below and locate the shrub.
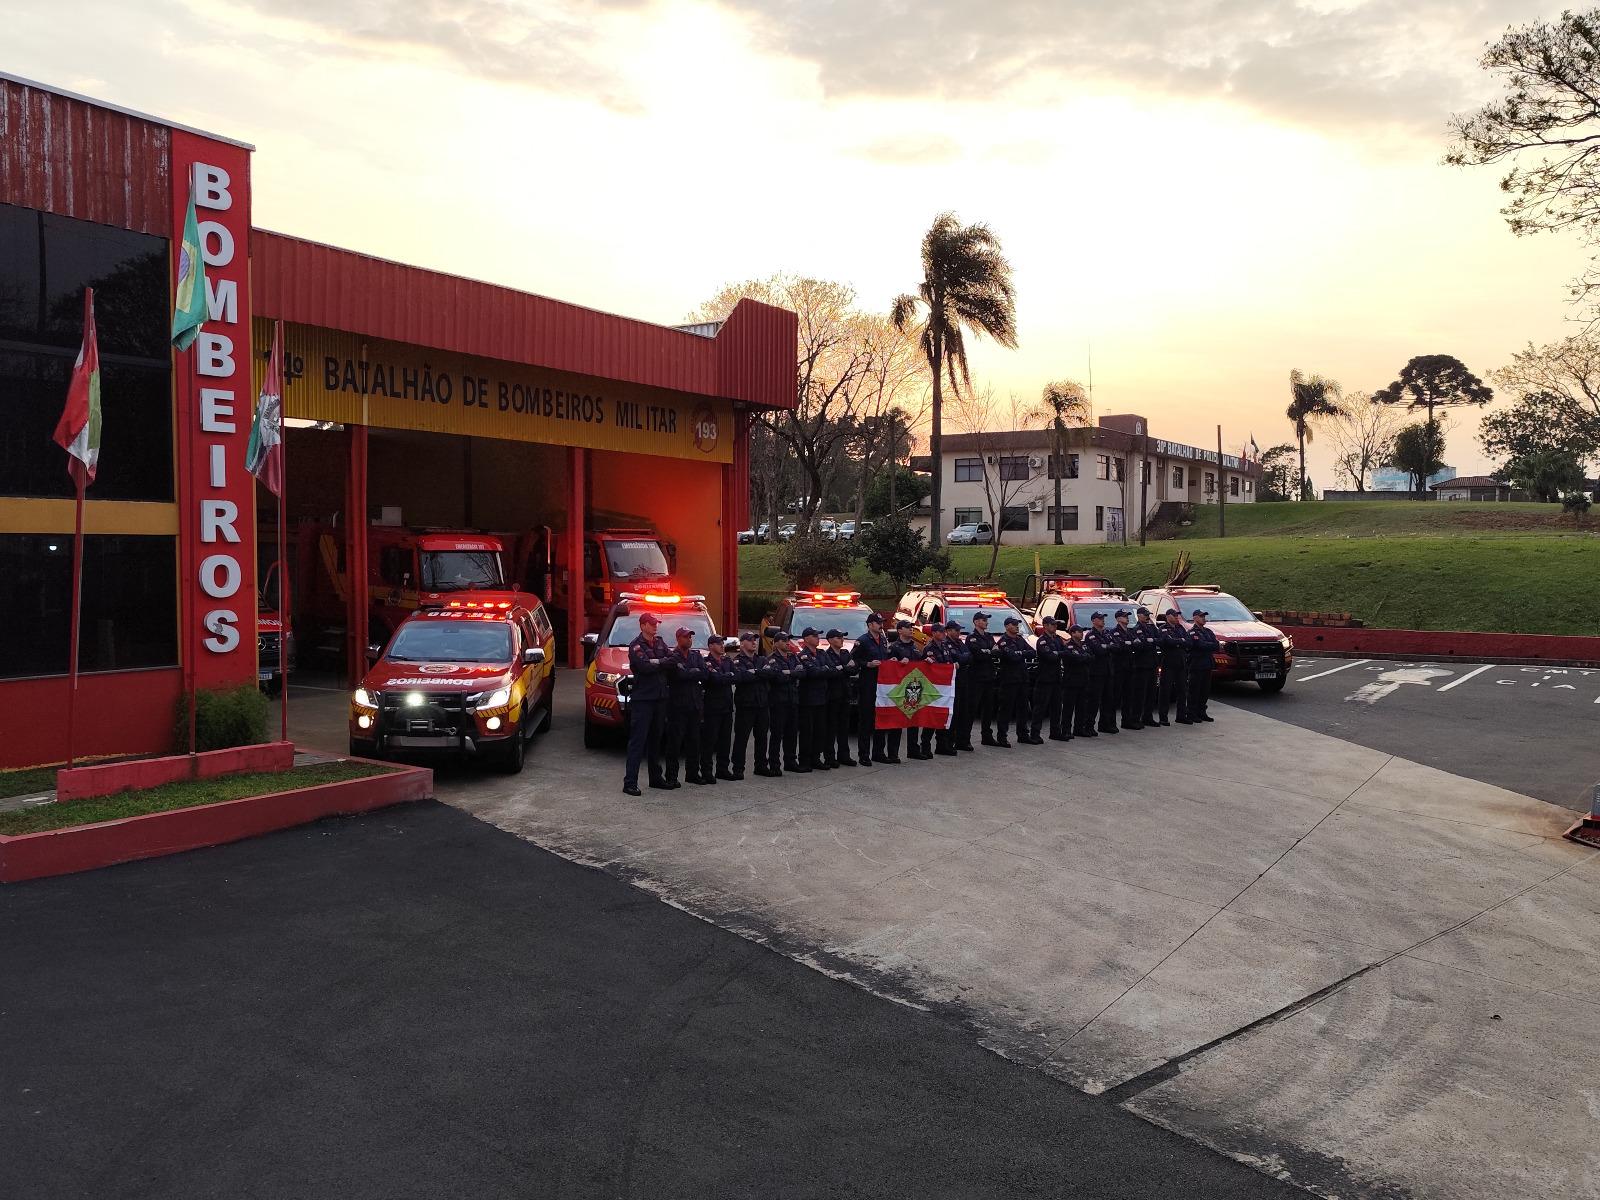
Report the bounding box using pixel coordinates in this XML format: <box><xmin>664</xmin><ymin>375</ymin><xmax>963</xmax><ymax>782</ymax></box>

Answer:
<box><xmin>856</xmin><ymin>516</ymin><xmax>951</xmax><ymax>595</ymax></box>
<box><xmin>1563</xmin><ymin>492</ymin><xmax>1593</xmax><ymax>519</ymax></box>
<box><xmin>175</xmin><ymin>684</ymin><xmax>270</xmax><ymax>753</ymax></box>
<box><xmin>738</xmin><ymin>592</ymin><xmax>781</xmax><ymax>627</ymax></box>
<box><xmin>777</xmin><ymin>530</ymin><xmax>857</xmax><ymax>591</ymax></box>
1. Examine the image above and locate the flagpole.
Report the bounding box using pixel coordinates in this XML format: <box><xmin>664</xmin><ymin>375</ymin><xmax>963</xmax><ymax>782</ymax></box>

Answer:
<box><xmin>186</xmin><ymin>361</ymin><xmax>199</xmax><ymax>757</ymax></box>
<box><xmin>277</xmin><ymin>324</ymin><xmax>289</xmax><ymax>744</ymax></box>
<box><xmin>65</xmin><ymin>470</ymin><xmax>86</xmax><ymax>770</ymax></box>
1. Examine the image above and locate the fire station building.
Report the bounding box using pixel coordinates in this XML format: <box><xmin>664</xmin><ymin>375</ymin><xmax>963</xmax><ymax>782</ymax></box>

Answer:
<box><xmin>0</xmin><ymin>74</ymin><xmax>797</xmax><ymax>770</ymax></box>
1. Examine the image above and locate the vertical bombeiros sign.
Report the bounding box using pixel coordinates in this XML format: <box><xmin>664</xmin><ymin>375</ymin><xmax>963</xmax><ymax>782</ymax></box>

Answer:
<box><xmin>171</xmin><ymin>130</ymin><xmax>254</xmax><ymax>691</ymax></box>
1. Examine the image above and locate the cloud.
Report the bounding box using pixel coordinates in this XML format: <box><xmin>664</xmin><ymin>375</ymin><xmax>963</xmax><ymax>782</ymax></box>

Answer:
<box><xmin>850</xmin><ymin>133</ymin><xmax>962</xmax><ymax>164</ymax></box>
<box><xmin>707</xmin><ymin>0</ymin><xmax>1552</xmax><ymax>133</ymax></box>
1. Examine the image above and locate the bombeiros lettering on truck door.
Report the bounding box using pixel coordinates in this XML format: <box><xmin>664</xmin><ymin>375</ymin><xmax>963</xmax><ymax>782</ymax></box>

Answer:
<box><xmin>191</xmin><ymin>161</ymin><xmax>247</xmax><ymax>658</ymax></box>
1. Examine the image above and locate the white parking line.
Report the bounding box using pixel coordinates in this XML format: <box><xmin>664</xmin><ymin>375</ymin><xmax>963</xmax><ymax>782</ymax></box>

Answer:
<box><xmin>1295</xmin><ymin>660</ymin><xmax>1370</xmax><ymax>683</ymax></box>
<box><xmin>1436</xmin><ymin>664</ymin><xmax>1493</xmax><ymax>694</ymax></box>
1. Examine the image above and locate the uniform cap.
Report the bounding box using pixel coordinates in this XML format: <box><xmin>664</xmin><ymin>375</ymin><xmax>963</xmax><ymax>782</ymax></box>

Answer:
<box><xmin>896</xmin><ymin>619</ymin><xmax>914</xmax><ymax>629</ymax></box>
<box><xmin>774</xmin><ymin>629</ymin><xmax>792</xmax><ymax>640</ymax></box>
<box><xmin>738</xmin><ymin>630</ymin><xmax>759</xmax><ymax>642</ymax></box>
<box><xmin>1003</xmin><ymin>615</ymin><xmax>1021</xmax><ymax>627</ymax></box>
<box><xmin>1041</xmin><ymin>615</ymin><xmax>1058</xmax><ymax>626</ymax></box>
<box><xmin>944</xmin><ymin>620</ymin><xmax>963</xmax><ymax>631</ymax></box>
<box><xmin>865</xmin><ymin>611</ymin><xmax>884</xmax><ymax>625</ymax></box>
<box><xmin>1136</xmin><ymin>606</ymin><xmax>1151</xmax><ymax>615</ymax></box>
<box><xmin>1090</xmin><ymin>611</ymin><xmax>1106</xmax><ymax>621</ymax></box>
<box><xmin>1067</xmin><ymin>623</ymin><xmax>1085</xmax><ymax>633</ymax></box>
<box><xmin>826</xmin><ymin>628</ymin><xmax>846</xmax><ymax>639</ymax></box>
<box><xmin>676</xmin><ymin>626</ymin><xmax>696</xmax><ymax>638</ymax></box>
<box><xmin>706</xmin><ymin>633</ymin><xmax>723</xmax><ymax>646</ymax></box>
<box><xmin>1164</xmin><ymin>608</ymin><xmax>1182</xmax><ymax>617</ymax></box>
<box><xmin>638</xmin><ymin>612</ymin><xmax>660</xmax><ymax>626</ymax></box>
<box><xmin>1115</xmin><ymin>609</ymin><xmax>1130</xmax><ymax>619</ymax></box>
<box><xmin>800</xmin><ymin>626</ymin><xmax>820</xmax><ymax>638</ymax></box>
<box><xmin>1192</xmin><ymin>609</ymin><xmax>1209</xmax><ymax>617</ymax></box>
<box><xmin>972</xmin><ymin>611</ymin><xmax>991</xmax><ymax>621</ymax></box>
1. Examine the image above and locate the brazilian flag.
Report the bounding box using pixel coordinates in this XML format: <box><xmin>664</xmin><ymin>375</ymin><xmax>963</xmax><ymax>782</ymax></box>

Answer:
<box><xmin>171</xmin><ymin>179</ymin><xmax>207</xmax><ymax>351</ymax></box>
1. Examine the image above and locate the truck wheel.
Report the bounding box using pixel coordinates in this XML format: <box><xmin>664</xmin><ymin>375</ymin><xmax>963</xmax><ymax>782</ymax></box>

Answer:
<box><xmin>349</xmin><ymin>737</ymin><xmax>380</xmax><ymax>760</ymax></box>
<box><xmin>1259</xmin><ymin>675</ymin><xmax>1287</xmax><ymax>694</ymax></box>
<box><xmin>497</xmin><ymin>728</ymin><xmax>527</xmax><ymax>774</ymax></box>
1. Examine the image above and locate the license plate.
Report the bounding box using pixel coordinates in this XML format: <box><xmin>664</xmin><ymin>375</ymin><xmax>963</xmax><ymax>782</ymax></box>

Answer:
<box><xmin>258</xmin><ymin>671</ymin><xmax>273</xmax><ymax>681</ymax></box>
<box><xmin>1253</xmin><ymin>664</ymin><xmax>1278</xmax><ymax>679</ymax></box>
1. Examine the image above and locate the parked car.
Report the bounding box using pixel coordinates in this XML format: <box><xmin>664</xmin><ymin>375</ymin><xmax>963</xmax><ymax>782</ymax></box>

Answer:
<box><xmin>777</xmin><ymin>523</ymin><xmax>798</xmax><ymax>542</ymax></box>
<box><xmin>737</xmin><ymin>528</ymin><xmax>756</xmax><ymax>545</ymax></box>
<box><xmin>837</xmin><ymin>520</ymin><xmax>857</xmax><ymax>540</ymax></box>
<box><xmin>755</xmin><ymin>522</ymin><xmax>772</xmax><ymax>543</ymax></box>
<box><xmin>1129</xmin><ymin>584</ymin><xmax>1294</xmax><ymax>693</ymax></box>
<box><xmin>818</xmin><ymin>519</ymin><xmax>838</xmax><ymax>541</ymax></box>
<box><xmin>947</xmin><ymin>521</ymin><xmax>994</xmax><ymax>545</ymax></box>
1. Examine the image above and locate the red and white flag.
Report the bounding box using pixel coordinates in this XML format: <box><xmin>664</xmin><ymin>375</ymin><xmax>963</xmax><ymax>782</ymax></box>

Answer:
<box><xmin>875</xmin><ymin>659</ymin><xmax>957</xmax><ymax>729</ymax></box>
<box><xmin>52</xmin><ymin>288</ymin><xmax>101</xmax><ymax>488</ymax></box>
<box><xmin>247</xmin><ymin>320</ymin><xmax>284</xmax><ymax>496</ymax></box>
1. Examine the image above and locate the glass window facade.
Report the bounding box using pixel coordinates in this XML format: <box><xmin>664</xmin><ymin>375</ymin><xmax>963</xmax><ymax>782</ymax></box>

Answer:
<box><xmin>954</xmin><ymin>457</ymin><xmax>982</xmax><ymax>482</ymax></box>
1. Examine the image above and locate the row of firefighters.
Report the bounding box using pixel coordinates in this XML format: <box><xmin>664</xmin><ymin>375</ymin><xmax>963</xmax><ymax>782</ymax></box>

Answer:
<box><xmin>616</xmin><ymin>606</ymin><xmax>1223</xmax><ymax>794</ymax></box>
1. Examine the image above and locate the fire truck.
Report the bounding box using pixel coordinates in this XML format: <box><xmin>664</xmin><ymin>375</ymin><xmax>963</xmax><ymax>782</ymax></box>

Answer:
<box><xmin>257</xmin><ymin>558</ymin><xmax>295</xmax><ymax>695</ymax></box>
<box><xmin>759</xmin><ymin>590</ymin><xmax>876</xmax><ymax>653</ymax></box>
<box><xmin>581</xmin><ymin>590</ymin><xmax>718</xmax><ymax>748</ymax></box>
<box><xmin>513</xmin><ymin>525</ymin><xmax>677</xmax><ymax>638</ymax></box>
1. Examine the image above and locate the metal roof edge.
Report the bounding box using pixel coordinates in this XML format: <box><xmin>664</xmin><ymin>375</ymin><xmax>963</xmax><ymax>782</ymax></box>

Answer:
<box><xmin>0</xmin><ymin>71</ymin><xmax>255</xmax><ymax>150</ymax></box>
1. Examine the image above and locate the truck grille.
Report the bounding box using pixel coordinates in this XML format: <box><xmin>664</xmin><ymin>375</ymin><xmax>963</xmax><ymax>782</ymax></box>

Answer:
<box><xmin>1230</xmin><ymin>640</ymin><xmax>1284</xmax><ymax>672</ymax></box>
<box><xmin>258</xmin><ymin>632</ymin><xmax>280</xmax><ymax>668</ymax></box>
<box><xmin>377</xmin><ymin>691</ymin><xmax>470</xmax><ymax>736</ymax></box>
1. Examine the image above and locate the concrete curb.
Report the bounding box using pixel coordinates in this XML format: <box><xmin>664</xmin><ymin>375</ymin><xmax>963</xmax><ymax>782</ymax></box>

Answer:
<box><xmin>0</xmin><ymin>758</ymin><xmax>431</xmax><ymax>884</ymax></box>
<box><xmin>1283</xmin><ymin>625</ymin><xmax>1600</xmax><ymax>668</ymax></box>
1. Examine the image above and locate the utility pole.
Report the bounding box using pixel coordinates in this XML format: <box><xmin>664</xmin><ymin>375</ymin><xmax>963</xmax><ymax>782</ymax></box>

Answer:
<box><xmin>1139</xmin><ymin>423</ymin><xmax>1149</xmax><ymax>547</ymax></box>
<box><xmin>887</xmin><ymin>410</ymin><xmax>897</xmax><ymax>515</ymax></box>
<box><xmin>1217</xmin><ymin>424</ymin><xmax>1226</xmax><ymax>539</ymax></box>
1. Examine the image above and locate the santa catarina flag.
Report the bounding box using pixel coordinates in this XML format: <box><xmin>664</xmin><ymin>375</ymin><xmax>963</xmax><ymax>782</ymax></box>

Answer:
<box><xmin>52</xmin><ymin>288</ymin><xmax>101</xmax><ymax>487</ymax></box>
<box><xmin>171</xmin><ymin>180</ymin><xmax>207</xmax><ymax>350</ymax></box>
<box><xmin>247</xmin><ymin>320</ymin><xmax>284</xmax><ymax>495</ymax></box>
<box><xmin>875</xmin><ymin>659</ymin><xmax>957</xmax><ymax>729</ymax></box>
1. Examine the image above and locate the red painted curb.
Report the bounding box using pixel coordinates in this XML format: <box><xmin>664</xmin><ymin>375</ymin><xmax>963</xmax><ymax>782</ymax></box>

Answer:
<box><xmin>0</xmin><ymin>760</ymin><xmax>432</xmax><ymax>884</ymax></box>
<box><xmin>1283</xmin><ymin>625</ymin><xmax>1600</xmax><ymax>667</ymax></box>
<box><xmin>55</xmin><ymin>742</ymin><xmax>297</xmax><ymax>802</ymax></box>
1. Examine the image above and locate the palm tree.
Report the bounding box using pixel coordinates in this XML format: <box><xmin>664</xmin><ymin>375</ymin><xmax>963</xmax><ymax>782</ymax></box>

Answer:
<box><xmin>1027</xmin><ymin>380</ymin><xmax>1092</xmax><ymax>544</ymax></box>
<box><xmin>892</xmin><ymin>213</ymin><xmax>1018</xmax><ymax>547</ymax></box>
<box><xmin>1286</xmin><ymin>370</ymin><xmax>1343</xmax><ymax>502</ymax></box>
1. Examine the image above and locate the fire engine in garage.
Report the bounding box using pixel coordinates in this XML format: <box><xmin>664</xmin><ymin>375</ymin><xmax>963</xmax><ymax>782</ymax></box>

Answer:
<box><xmin>513</xmin><ymin>523</ymin><xmax>677</xmax><ymax>639</ymax></box>
<box><xmin>257</xmin><ymin>558</ymin><xmax>295</xmax><ymax>695</ymax></box>
<box><xmin>1130</xmin><ymin>583</ymin><xmax>1293</xmax><ymax>692</ymax></box>
<box><xmin>349</xmin><ymin>595</ymin><xmax>557</xmax><ymax>772</ymax></box>
<box><xmin>582</xmin><ymin>590</ymin><xmax>718</xmax><ymax>748</ymax></box>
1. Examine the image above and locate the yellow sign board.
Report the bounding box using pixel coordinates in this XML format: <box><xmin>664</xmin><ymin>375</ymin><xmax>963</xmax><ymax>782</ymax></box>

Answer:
<box><xmin>252</xmin><ymin>319</ymin><xmax>733</xmax><ymax>464</ymax></box>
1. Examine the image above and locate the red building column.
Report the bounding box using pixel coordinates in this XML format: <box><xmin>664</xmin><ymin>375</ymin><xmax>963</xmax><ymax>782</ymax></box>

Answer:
<box><xmin>567</xmin><ymin>447</ymin><xmax>586</xmax><ymax>667</ymax></box>
<box><xmin>345</xmin><ymin>425</ymin><xmax>369</xmax><ymax>686</ymax></box>
<box><xmin>723</xmin><ymin>408</ymin><xmax>750</xmax><ymax>633</ymax></box>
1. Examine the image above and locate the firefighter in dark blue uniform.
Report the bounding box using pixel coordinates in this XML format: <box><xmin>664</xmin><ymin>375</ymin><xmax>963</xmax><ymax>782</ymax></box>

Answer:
<box><xmin>852</xmin><ymin>612</ymin><xmax>890</xmax><ymax>766</ymax></box>
<box><xmin>968</xmin><ymin>611</ymin><xmax>1001</xmax><ymax>746</ymax></box>
<box><xmin>795</xmin><ymin>627</ymin><xmax>832</xmax><ymax>771</ymax></box>
<box><xmin>947</xmin><ymin>621</ymin><xmax>976</xmax><ymax>752</ymax></box>
<box><xmin>826</xmin><ymin>629</ymin><xmax>857</xmax><ymax>768</ymax></box>
<box><xmin>1135</xmin><ymin>607</ymin><xmax>1162</xmax><ymax>726</ymax></box>
<box><xmin>1120</xmin><ymin>609</ymin><xmax>1153</xmax><ymax>730</ymax></box>
<box><xmin>913</xmin><ymin>623</ymin><xmax>950</xmax><ymax>759</ymax></box>
<box><xmin>1186</xmin><ymin>609</ymin><xmax>1220</xmax><ymax>722</ymax></box>
<box><xmin>730</xmin><ymin>630</ymin><xmax>772</xmax><ymax>778</ymax></box>
<box><xmin>880</xmin><ymin>619</ymin><xmax>921</xmax><ymax>763</ymax></box>
<box><xmin>1030</xmin><ymin>615</ymin><xmax>1064</xmax><ymax>743</ymax></box>
<box><xmin>622</xmin><ymin>610</ymin><xmax>671</xmax><ymax>795</ymax></box>
<box><xmin>698</xmin><ymin>633</ymin><xmax>737</xmax><ymax>782</ymax></box>
<box><xmin>935</xmin><ymin>620</ymin><xmax>968</xmax><ymax>755</ymax></box>
<box><xmin>1156</xmin><ymin>608</ymin><xmax>1189</xmax><ymax>725</ymax></box>
<box><xmin>662</xmin><ymin>625</ymin><xmax>706</xmax><ymax>786</ymax></box>
<box><xmin>766</xmin><ymin>630</ymin><xmax>802</xmax><ymax>773</ymax></box>
<box><xmin>1106</xmin><ymin>610</ymin><xmax>1135</xmax><ymax>732</ymax></box>
<box><xmin>995</xmin><ymin>615</ymin><xmax>1034</xmax><ymax>746</ymax></box>
<box><xmin>1061</xmin><ymin>624</ymin><xmax>1090</xmax><ymax>739</ymax></box>
<box><xmin>1083</xmin><ymin>612</ymin><xmax>1114</xmax><ymax>735</ymax></box>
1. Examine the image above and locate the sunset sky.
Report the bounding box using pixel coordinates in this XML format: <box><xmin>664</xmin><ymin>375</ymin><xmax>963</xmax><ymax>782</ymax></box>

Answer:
<box><xmin>7</xmin><ymin>0</ymin><xmax>1584</xmax><ymax>483</ymax></box>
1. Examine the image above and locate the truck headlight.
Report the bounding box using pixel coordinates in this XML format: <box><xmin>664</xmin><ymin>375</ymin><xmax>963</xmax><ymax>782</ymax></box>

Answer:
<box><xmin>595</xmin><ymin>670</ymin><xmax>625</xmax><ymax>686</ymax></box>
<box><xmin>1278</xmin><ymin>635</ymin><xmax>1293</xmax><ymax>649</ymax></box>
<box><xmin>353</xmin><ymin>688</ymin><xmax>374</xmax><ymax>707</ymax></box>
<box><xmin>483</xmin><ymin>688</ymin><xmax>511</xmax><ymax>709</ymax></box>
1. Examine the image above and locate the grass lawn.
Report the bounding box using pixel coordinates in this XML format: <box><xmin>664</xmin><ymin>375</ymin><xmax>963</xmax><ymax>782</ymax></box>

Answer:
<box><xmin>738</xmin><ymin>532</ymin><xmax>1600</xmax><ymax>636</ymax></box>
<box><xmin>0</xmin><ymin>761</ymin><xmax>391</xmax><ymax>836</ymax></box>
<box><xmin>0</xmin><ymin>767</ymin><xmax>59</xmax><ymax>800</ymax></box>
<box><xmin>1173</xmin><ymin>500</ymin><xmax>1593</xmax><ymax>539</ymax></box>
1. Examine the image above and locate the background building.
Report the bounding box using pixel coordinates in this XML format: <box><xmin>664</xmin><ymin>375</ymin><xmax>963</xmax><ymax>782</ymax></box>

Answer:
<box><xmin>1371</xmin><ymin>464</ymin><xmax>1456</xmax><ymax>491</ymax></box>
<box><xmin>909</xmin><ymin>414</ymin><xmax>1260</xmax><ymax>546</ymax></box>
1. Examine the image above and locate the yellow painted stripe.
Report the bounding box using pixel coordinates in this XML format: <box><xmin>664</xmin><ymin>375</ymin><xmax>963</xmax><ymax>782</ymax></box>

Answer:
<box><xmin>0</xmin><ymin>499</ymin><xmax>180</xmax><ymax>536</ymax></box>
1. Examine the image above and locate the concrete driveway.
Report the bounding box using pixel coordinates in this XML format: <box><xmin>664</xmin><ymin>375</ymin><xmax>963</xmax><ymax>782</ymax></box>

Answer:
<box><xmin>291</xmin><ymin>674</ymin><xmax>1600</xmax><ymax>1198</ymax></box>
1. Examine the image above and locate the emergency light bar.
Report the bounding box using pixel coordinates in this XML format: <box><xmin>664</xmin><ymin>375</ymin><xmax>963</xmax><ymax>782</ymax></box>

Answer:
<box><xmin>444</xmin><ymin>599</ymin><xmax>514</xmax><ymax>610</ymax></box>
<box><xmin>620</xmin><ymin>592</ymin><xmax>706</xmax><ymax>605</ymax></box>
<box><xmin>799</xmin><ymin>591</ymin><xmax>862</xmax><ymax>604</ymax></box>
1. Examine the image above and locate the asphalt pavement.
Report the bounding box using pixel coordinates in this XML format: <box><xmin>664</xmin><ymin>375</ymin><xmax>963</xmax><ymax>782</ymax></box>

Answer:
<box><xmin>0</xmin><ymin>801</ymin><xmax>1295</xmax><ymax>1200</ymax></box>
<box><xmin>1215</xmin><ymin>656</ymin><xmax>1600</xmax><ymax>811</ymax></box>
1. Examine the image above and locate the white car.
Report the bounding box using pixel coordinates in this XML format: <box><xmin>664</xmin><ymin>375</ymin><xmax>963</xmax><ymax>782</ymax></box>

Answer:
<box><xmin>777</xmin><ymin>523</ymin><xmax>798</xmax><ymax>542</ymax></box>
<box><xmin>947</xmin><ymin>521</ymin><xmax>994</xmax><ymax>545</ymax></box>
<box><xmin>737</xmin><ymin>528</ymin><xmax>756</xmax><ymax>545</ymax></box>
<box><xmin>818</xmin><ymin>519</ymin><xmax>838</xmax><ymax>540</ymax></box>
<box><xmin>837</xmin><ymin>520</ymin><xmax>857</xmax><ymax>540</ymax></box>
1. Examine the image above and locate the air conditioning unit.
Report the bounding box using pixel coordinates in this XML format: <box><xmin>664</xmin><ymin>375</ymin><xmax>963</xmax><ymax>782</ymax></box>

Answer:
<box><xmin>985</xmin><ymin>455</ymin><xmax>997</xmax><ymax>464</ymax></box>
<box><xmin>1028</xmin><ymin>455</ymin><xmax>1043</xmax><ymax>469</ymax></box>
<box><xmin>1028</xmin><ymin>498</ymin><xmax>1044</xmax><ymax>512</ymax></box>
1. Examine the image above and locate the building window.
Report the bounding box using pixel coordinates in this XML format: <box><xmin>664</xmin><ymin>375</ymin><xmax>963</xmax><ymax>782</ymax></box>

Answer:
<box><xmin>1230</xmin><ymin>476</ymin><xmax>1240</xmax><ymax>497</ymax></box>
<box><xmin>997</xmin><ymin>456</ymin><xmax>1030</xmax><ymax>481</ymax></box>
<box><xmin>1244</xmin><ymin>479</ymin><xmax>1254</xmax><ymax>494</ymax></box>
<box><xmin>0</xmin><ymin>533</ymin><xmax>178</xmax><ymax>678</ymax></box>
<box><xmin>1047</xmin><ymin>453</ymin><xmax>1079</xmax><ymax>479</ymax></box>
<box><xmin>1204</xmin><ymin>472</ymin><xmax>1216</xmax><ymax>496</ymax></box>
<box><xmin>0</xmin><ymin>203</ymin><xmax>173</xmax><ymax>502</ymax></box>
<box><xmin>954</xmin><ymin>457</ymin><xmax>983</xmax><ymax>482</ymax></box>
<box><xmin>1172</xmin><ymin>466</ymin><xmax>1184</xmax><ymax>489</ymax></box>
<box><xmin>1112</xmin><ymin>457</ymin><xmax>1125</xmax><ymax>482</ymax></box>
<box><xmin>1095</xmin><ymin>455</ymin><xmax>1110</xmax><ymax>480</ymax></box>
<box><xmin>1047</xmin><ymin>505</ymin><xmax>1079</xmax><ymax>531</ymax></box>
<box><xmin>953</xmin><ymin>507</ymin><xmax>984</xmax><ymax>527</ymax></box>
<box><xmin>1094</xmin><ymin>505</ymin><xmax>1105</xmax><ymax>531</ymax></box>
<box><xmin>999</xmin><ymin>506</ymin><xmax>1030</xmax><ymax>532</ymax></box>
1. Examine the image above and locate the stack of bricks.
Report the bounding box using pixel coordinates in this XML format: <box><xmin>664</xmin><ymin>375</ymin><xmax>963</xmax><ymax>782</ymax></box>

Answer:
<box><xmin>1257</xmin><ymin>610</ymin><xmax>1363</xmax><ymax>628</ymax></box>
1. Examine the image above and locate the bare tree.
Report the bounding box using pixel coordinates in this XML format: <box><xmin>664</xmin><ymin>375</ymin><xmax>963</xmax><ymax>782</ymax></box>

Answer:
<box><xmin>1327</xmin><ymin>392</ymin><xmax>1405</xmax><ymax>491</ymax></box>
<box><xmin>691</xmin><ymin>275</ymin><xmax>883</xmax><ymax>534</ymax></box>
<box><xmin>950</xmin><ymin>387</ymin><xmax>1036</xmax><ymax>577</ymax></box>
<box><xmin>1494</xmin><ymin>334</ymin><xmax>1600</xmax><ymax>423</ymax></box>
<box><xmin>847</xmin><ymin>314</ymin><xmax>928</xmax><ymax>526</ymax></box>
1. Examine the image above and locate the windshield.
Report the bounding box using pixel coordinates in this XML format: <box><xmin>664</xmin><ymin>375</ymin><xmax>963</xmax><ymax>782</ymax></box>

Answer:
<box><xmin>604</xmin><ymin>540</ymin><xmax>670</xmax><ymax>581</ymax></box>
<box><xmin>948</xmin><ymin>601</ymin><xmax>1024</xmax><ymax>626</ymax></box>
<box><xmin>1175</xmin><ymin>595</ymin><xmax>1254</xmax><ymax>623</ymax></box>
<box><xmin>420</xmin><ymin>550</ymin><xmax>504</xmax><ymax>592</ymax></box>
<box><xmin>1067</xmin><ymin>601</ymin><xmax>1134</xmax><ymax>627</ymax></box>
<box><xmin>790</xmin><ymin>607</ymin><xmax>872</xmax><ymax>641</ymax></box>
<box><xmin>388</xmin><ymin>621</ymin><xmax>511</xmax><ymax>663</ymax></box>
<box><xmin>258</xmin><ymin>561</ymin><xmax>282</xmax><ymax>612</ymax></box>
<box><xmin>608</xmin><ymin>610</ymin><xmax>717</xmax><ymax>647</ymax></box>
